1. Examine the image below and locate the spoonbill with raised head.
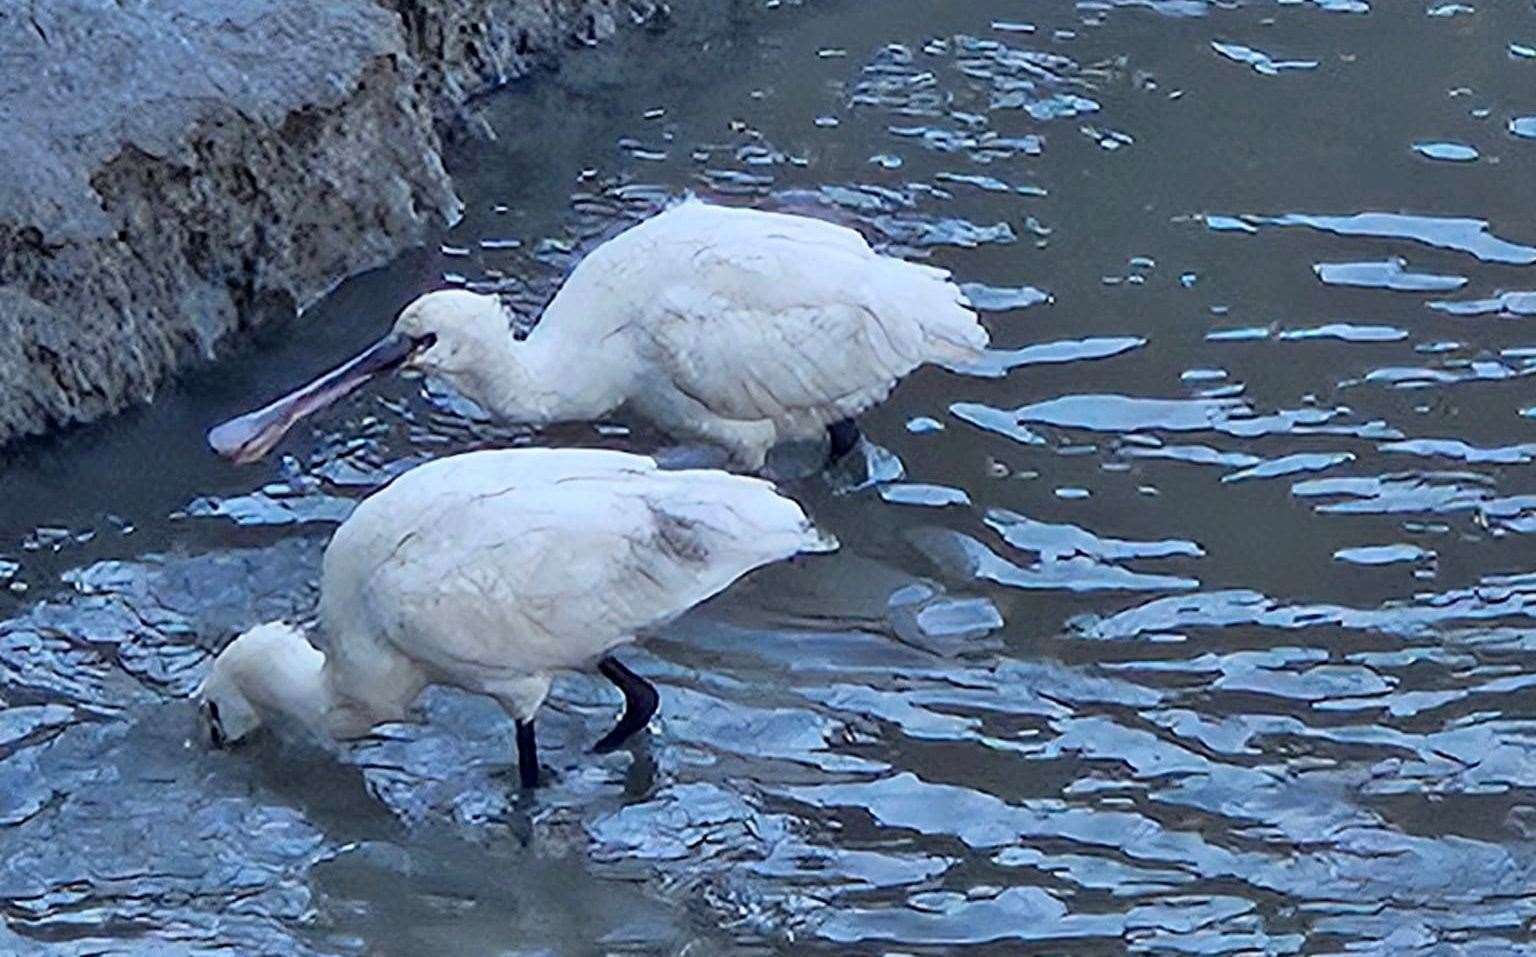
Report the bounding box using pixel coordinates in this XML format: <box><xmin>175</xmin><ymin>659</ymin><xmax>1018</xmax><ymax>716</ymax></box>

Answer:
<box><xmin>195</xmin><ymin>447</ymin><xmax>834</xmax><ymax>788</ymax></box>
<box><xmin>208</xmin><ymin>198</ymin><xmax>988</xmax><ymax>470</ymax></box>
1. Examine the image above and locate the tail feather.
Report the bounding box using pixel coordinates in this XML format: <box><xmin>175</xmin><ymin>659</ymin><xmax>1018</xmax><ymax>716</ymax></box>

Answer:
<box><xmin>929</xmin><ymin>286</ymin><xmax>989</xmax><ymax>361</ymax></box>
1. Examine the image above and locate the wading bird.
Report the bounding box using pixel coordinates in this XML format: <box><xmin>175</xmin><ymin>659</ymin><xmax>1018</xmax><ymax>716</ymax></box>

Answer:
<box><xmin>195</xmin><ymin>447</ymin><xmax>833</xmax><ymax>787</ymax></box>
<box><xmin>209</xmin><ymin>198</ymin><xmax>987</xmax><ymax>470</ymax></box>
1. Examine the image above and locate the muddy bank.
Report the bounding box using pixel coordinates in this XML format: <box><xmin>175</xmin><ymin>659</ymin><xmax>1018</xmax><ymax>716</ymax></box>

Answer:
<box><xmin>0</xmin><ymin>0</ymin><xmax>660</xmax><ymax>445</ymax></box>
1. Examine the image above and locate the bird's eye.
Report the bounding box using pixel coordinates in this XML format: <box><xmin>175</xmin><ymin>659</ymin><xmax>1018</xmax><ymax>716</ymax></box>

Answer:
<box><xmin>204</xmin><ymin>700</ymin><xmax>227</xmax><ymax>749</ymax></box>
<box><xmin>413</xmin><ymin>332</ymin><xmax>438</xmax><ymax>351</ymax></box>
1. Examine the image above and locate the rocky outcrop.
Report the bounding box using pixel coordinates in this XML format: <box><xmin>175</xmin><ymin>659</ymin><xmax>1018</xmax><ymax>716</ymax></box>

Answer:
<box><xmin>0</xmin><ymin>0</ymin><xmax>658</xmax><ymax>445</ymax></box>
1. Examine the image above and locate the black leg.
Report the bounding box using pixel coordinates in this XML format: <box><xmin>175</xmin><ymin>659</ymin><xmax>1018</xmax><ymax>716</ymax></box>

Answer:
<box><xmin>592</xmin><ymin>655</ymin><xmax>660</xmax><ymax>753</ymax></box>
<box><xmin>827</xmin><ymin>418</ymin><xmax>862</xmax><ymax>464</ymax></box>
<box><xmin>516</xmin><ymin>719</ymin><xmax>540</xmax><ymax>789</ymax></box>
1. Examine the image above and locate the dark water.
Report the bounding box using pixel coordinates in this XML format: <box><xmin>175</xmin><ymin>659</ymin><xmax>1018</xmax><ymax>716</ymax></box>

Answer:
<box><xmin>4</xmin><ymin>0</ymin><xmax>1536</xmax><ymax>952</ymax></box>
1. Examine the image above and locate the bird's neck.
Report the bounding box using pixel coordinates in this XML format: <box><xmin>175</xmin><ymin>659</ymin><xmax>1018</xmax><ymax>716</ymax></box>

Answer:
<box><xmin>482</xmin><ymin>322</ymin><xmax>633</xmax><ymax>425</ymax></box>
<box><xmin>252</xmin><ymin>639</ymin><xmax>335</xmax><ymax>737</ymax></box>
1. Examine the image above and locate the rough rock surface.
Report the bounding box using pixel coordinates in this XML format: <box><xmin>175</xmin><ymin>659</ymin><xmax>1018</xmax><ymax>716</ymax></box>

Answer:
<box><xmin>0</xmin><ymin>0</ymin><xmax>657</xmax><ymax>445</ymax></box>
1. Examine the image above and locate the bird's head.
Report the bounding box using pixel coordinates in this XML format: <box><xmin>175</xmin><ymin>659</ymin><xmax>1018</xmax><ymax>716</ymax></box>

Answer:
<box><xmin>207</xmin><ymin>284</ymin><xmax>614</xmax><ymax>463</ymax></box>
<box><xmin>206</xmin><ymin>290</ymin><xmax>512</xmax><ymax>464</ymax></box>
<box><xmin>390</xmin><ymin>290</ymin><xmax>513</xmax><ymax>384</ymax></box>
<box><xmin>195</xmin><ymin>621</ymin><xmax>324</xmax><ymax>748</ymax></box>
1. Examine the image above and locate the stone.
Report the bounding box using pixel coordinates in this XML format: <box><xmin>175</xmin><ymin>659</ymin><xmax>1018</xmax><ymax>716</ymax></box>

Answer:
<box><xmin>0</xmin><ymin>0</ymin><xmax>661</xmax><ymax>444</ymax></box>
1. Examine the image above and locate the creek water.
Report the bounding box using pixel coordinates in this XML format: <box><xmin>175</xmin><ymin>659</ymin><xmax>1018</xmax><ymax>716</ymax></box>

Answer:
<box><xmin>3</xmin><ymin>0</ymin><xmax>1536</xmax><ymax>952</ymax></box>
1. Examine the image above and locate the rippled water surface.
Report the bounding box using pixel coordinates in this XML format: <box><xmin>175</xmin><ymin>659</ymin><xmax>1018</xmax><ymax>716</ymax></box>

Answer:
<box><xmin>4</xmin><ymin>1</ymin><xmax>1536</xmax><ymax>952</ymax></box>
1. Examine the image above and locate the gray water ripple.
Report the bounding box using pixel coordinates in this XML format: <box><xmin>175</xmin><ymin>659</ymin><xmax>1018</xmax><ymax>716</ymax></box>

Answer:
<box><xmin>814</xmin><ymin>885</ymin><xmax>1125</xmax><ymax>945</ymax></box>
<box><xmin>182</xmin><ymin>491</ymin><xmax>358</xmax><ymax>527</ymax></box>
<box><xmin>983</xmin><ymin>507</ymin><xmax>1204</xmax><ymax>561</ymax></box>
<box><xmin>1413</xmin><ymin>141</ymin><xmax>1481</xmax><ymax>163</ymax></box>
<box><xmin>958</xmin><ymin>280</ymin><xmax>1051</xmax><ymax>311</ymax></box>
<box><xmin>955</xmin><ymin>336</ymin><xmax>1146</xmax><ymax>379</ymax></box>
<box><xmin>1382</xmin><ymin>438</ymin><xmax>1536</xmax><ymax>464</ymax></box>
<box><xmin>949</xmin><ymin>401</ymin><xmax>1048</xmax><ymax>444</ymax></box>
<box><xmin>961</xmin><ymin>393</ymin><xmax>1400</xmax><ymax>443</ymax></box>
<box><xmin>1334</xmin><ymin>544</ymin><xmax>1434</xmax><ymax>566</ymax></box>
<box><xmin>1211</xmin><ymin>212</ymin><xmax>1536</xmax><ymax>264</ymax></box>
<box><xmin>1221</xmin><ymin>451</ymin><xmax>1356</xmax><ymax>484</ymax></box>
<box><xmin>1011</xmin><ymin>395</ymin><xmax>1245</xmax><ymax>432</ymax></box>
<box><xmin>1078</xmin><ymin>576</ymin><xmax>1536</xmax><ymax>640</ymax></box>
<box><xmin>1123</xmin><ymin>443</ymin><xmax>1261</xmax><ymax>468</ymax></box>
<box><xmin>909</xmin><ymin>527</ymin><xmax>1201</xmax><ymax>593</ymax></box>
<box><xmin>1363</xmin><ymin>360</ymin><xmax>1534</xmax><ymax>388</ymax></box>
<box><xmin>6</xmin><ymin>532</ymin><xmax>1533</xmax><ymax>951</ymax></box>
<box><xmin>1314</xmin><ymin>258</ymin><xmax>1468</xmax><ymax>292</ymax></box>
<box><xmin>867</xmin><ymin>213</ymin><xmax>1017</xmax><ymax>248</ymax></box>
<box><xmin>1427</xmin><ymin>289</ymin><xmax>1536</xmax><ymax>316</ymax></box>
<box><xmin>1291</xmin><ymin>471</ymin><xmax>1494</xmax><ymax>515</ymax></box>
<box><xmin>1279</xmin><ymin>323</ymin><xmax>1408</xmax><ymax>342</ymax></box>
<box><xmin>778</xmin><ymin>765</ymin><xmax>1536</xmax><ymax>926</ymax></box>
<box><xmin>1206</xmin><ymin>325</ymin><xmax>1271</xmax><ymax>341</ymax></box>
<box><xmin>878</xmin><ymin>483</ymin><xmax>971</xmax><ymax>508</ymax></box>
<box><xmin>1210</xmin><ymin>41</ymin><xmax>1319</xmax><ymax>76</ymax></box>
<box><xmin>936</xmin><ymin>172</ymin><xmax>1046</xmax><ymax>196</ymax></box>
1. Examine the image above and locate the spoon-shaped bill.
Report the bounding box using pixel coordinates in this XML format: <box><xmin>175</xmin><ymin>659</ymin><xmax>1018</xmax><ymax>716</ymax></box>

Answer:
<box><xmin>207</xmin><ymin>332</ymin><xmax>425</xmax><ymax>464</ymax></box>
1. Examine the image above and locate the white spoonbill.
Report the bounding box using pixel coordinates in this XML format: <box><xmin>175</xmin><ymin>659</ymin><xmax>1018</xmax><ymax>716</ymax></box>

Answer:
<box><xmin>208</xmin><ymin>198</ymin><xmax>988</xmax><ymax>470</ymax></box>
<box><xmin>195</xmin><ymin>447</ymin><xmax>833</xmax><ymax>787</ymax></box>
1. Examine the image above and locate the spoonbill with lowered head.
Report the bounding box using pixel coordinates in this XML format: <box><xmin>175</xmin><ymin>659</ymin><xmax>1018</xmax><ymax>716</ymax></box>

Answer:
<box><xmin>195</xmin><ymin>447</ymin><xmax>834</xmax><ymax>787</ymax></box>
<box><xmin>208</xmin><ymin>198</ymin><xmax>988</xmax><ymax>470</ymax></box>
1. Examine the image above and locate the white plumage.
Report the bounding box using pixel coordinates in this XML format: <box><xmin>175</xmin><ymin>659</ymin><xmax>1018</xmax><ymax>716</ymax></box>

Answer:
<box><xmin>196</xmin><ymin>448</ymin><xmax>832</xmax><ymax>785</ymax></box>
<box><xmin>520</xmin><ymin>199</ymin><xmax>989</xmax><ymax>465</ymax></box>
<box><xmin>209</xmin><ymin>199</ymin><xmax>988</xmax><ymax>470</ymax></box>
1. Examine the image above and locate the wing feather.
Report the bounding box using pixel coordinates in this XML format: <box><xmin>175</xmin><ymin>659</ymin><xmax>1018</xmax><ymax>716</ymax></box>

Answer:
<box><xmin>545</xmin><ymin>201</ymin><xmax>987</xmax><ymax>429</ymax></box>
<box><xmin>637</xmin><ymin>235</ymin><xmax>985</xmax><ymax>424</ymax></box>
<box><xmin>320</xmin><ymin>450</ymin><xmax>822</xmax><ymax>681</ymax></box>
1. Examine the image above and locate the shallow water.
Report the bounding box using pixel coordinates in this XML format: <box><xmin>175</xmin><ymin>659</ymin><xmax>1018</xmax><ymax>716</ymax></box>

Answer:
<box><xmin>4</xmin><ymin>0</ymin><xmax>1536</xmax><ymax>952</ymax></box>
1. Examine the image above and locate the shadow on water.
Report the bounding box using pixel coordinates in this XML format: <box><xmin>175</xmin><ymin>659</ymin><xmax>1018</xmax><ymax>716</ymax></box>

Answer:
<box><xmin>3</xmin><ymin>0</ymin><xmax>1536</xmax><ymax>952</ymax></box>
